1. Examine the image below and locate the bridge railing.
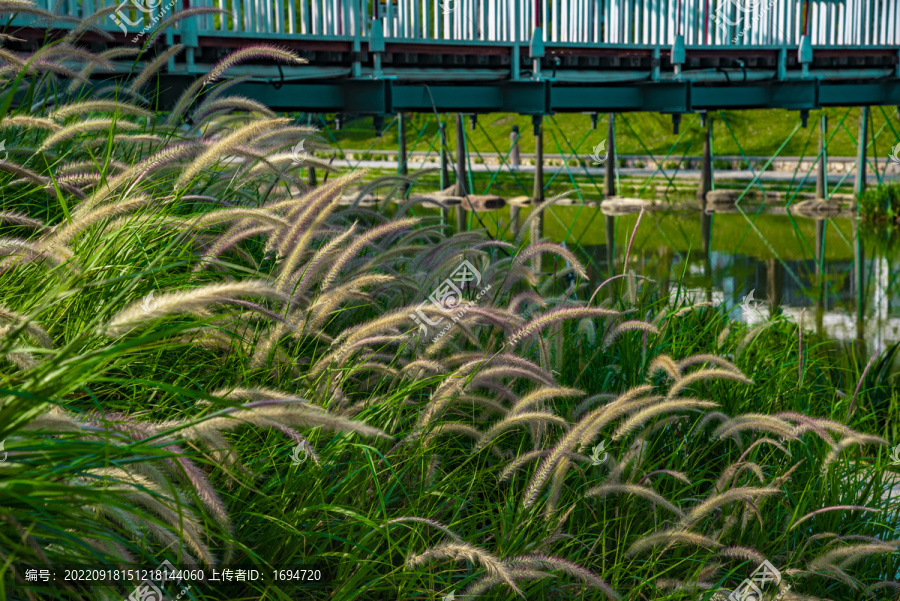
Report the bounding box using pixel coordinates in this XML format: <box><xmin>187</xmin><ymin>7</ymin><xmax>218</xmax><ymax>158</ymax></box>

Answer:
<box><xmin>19</xmin><ymin>0</ymin><xmax>900</xmax><ymax>47</ymax></box>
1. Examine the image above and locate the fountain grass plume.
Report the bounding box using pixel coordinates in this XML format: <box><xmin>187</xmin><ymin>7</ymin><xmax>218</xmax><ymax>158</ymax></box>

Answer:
<box><xmin>193</xmin><ymin>96</ymin><xmax>277</xmax><ymax>122</ymax></box>
<box><xmin>105</xmin><ymin>280</ymin><xmax>290</xmax><ymax>336</ymax></box>
<box><xmin>320</xmin><ymin>217</ymin><xmax>420</xmax><ymax>290</ymax></box>
<box><xmin>713</xmin><ymin>414</ymin><xmax>798</xmax><ymax>442</ymax></box>
<box><xmin>203</xmin><ymin>45</ymin><xmax>309</xmax><ymax>84</ymax></box>
<box><xmin>174</xmin><ymin>117</ymin><xmax>291</xmax><ymax>190</ymax></box>
<box><xmin>666</xmin><ymin>368</ymin><xmax>754</xmax><ymax>398</ymax></box>
<box><xmin>474</xmin><ymin>412</ymin><xmax>570</xmax><ymax>452</ymax></box>
<box><xmin>508</xmin><ymin>386</ymin><xmax>583</xmax><ymax>415</ymax></box>
<box><xmin>50</xmin><ymin>100</ymin><xmax>153</xmax><ymax>120</ymax></box>
<box><xmin>626</xmin><ymin>530</ymin><xmax>724</xmax><ymax>557</ymax></box>
<box><xmin>37</xmin><ymin>118</ymin><xmax>141</xmax><ymax>151</ymax></box>
<box><xmin>1</xmin><ymin>115</ymin><xmax>61</xmax><ymax>130</ymax></box>
<box><xmin>790</xmin><ymin>506</ymin><xmax>881</xmax><ymax>531</ymax></box>
<box><xmin>273</xmin><ymin>172</ymin><xmax>366</xmax><ymax>288</ymax></box>
<box><xmin>602</xmin><ymin>319</ymin><xmax>659</xmax><ymax>351</ymax></box>
<box><xmin>506</xmin><ymin>555</ymin><xmax>619</xmax><ymax>599</ymax></box>
<box><xmin>611</xmin><ymin>399</ymin><xmax>718</xmax><ymax>441</ymax></box>
<box><xmin>0</xmin><ymin>211</ymin><xmax>47</xmax><ymax>229</ymax></box>
<box><xmin>514</xmin><ymin>242</ymin><xmax>588</xmax><ymax>279</ymax></box>
<box><xmin>405</xmin><ymin>541</ymin><xmax>521</xmax><ymax>596</ymax></box>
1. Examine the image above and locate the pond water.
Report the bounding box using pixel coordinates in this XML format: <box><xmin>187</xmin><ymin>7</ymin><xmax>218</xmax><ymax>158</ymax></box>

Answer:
<box><xmin>466</xmin><ymin>204</ymin><xmax>900</xmax><ymax>357</ymax></box>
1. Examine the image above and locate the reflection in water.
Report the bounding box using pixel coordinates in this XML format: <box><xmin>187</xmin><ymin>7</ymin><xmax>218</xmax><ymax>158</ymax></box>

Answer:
<box><xmin>543</xmin><ymin>206</ymin><xmax>898</xmax><ymax>359</ymax></box>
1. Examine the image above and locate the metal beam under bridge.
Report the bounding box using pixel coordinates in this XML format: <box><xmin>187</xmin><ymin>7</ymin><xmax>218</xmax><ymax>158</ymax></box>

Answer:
<box><xmin>231</xmin><ymin>78</ymin><xmax>900</xmax><ymax>115</ymax></box>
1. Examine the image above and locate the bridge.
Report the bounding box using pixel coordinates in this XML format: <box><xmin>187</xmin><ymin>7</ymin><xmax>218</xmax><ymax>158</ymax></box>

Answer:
<box><xmin>7</xmin><ymin>0</ymin><xmax>900</xmax><ymax>215</ymax></box>
<box><xmin>11</xmin><ymin>0</ymin><xmax>900</xmax><ymax>115</ymax></box>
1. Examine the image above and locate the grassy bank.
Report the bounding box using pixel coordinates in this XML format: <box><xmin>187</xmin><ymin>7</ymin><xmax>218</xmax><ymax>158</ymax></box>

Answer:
<box><xmin>323</xmin><ymin>108</ymin><xmax>900</xmax><ymax>161</ymax></box>
<box><xmin>0</xmin><ymin>6</ymin><xmax>899</xmax><ymax>601</ymax></box>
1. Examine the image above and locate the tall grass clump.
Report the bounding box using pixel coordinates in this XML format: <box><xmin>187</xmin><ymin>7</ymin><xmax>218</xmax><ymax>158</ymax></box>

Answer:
<box><xmin>0</xmin><ymin>3</ymin><xmax>898</xmax><ymax>600</ymax></box>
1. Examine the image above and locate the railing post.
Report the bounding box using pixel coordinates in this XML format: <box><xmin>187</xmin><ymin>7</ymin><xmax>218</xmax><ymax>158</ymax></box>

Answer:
<box><xmin>798</xmin><ymin>34</ymin><xmax>812</xmax><ymax>79</ymax></box>
<box><xmin>370</xmin><ymin>14</ymin><xmax>385</xmax><ymax>79</ymax></box>
<box><xmin>511</xmin><ymin>0</ymin><xmax>520</xmax><ymax>80</ymax></box>
<box><xmin>651</xmin><ymin>47</ymin><xmax>660</xmax><ymax>81</ymax></box>
<box><xmin>671</xmin><ymin>35</ymin><xmax>684</xmax><ymax>80</ymax></box>
<box><xmin>531</xmin><ymin>0</ymin><xmax>544</xmax><ymax>81</ymax></box>
<box><xmin>181</xmin><ymin>0</ymin><xmax>198</xmax><ymax>71</ymax></box>
<box><xmin>351</xmin><ymin>0</ymin><xmax>362</xmax><ymax>76</ymax></box>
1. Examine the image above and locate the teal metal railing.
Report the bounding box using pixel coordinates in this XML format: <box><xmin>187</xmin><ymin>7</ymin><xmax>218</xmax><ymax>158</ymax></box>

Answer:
<box><xmin>18</xmin><ymin>0</ymin><xmax>900</xmax><ymax>47</ymax></box>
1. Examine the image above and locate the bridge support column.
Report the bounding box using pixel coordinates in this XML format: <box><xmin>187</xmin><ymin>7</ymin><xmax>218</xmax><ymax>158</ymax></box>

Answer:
<box><xmin>532</xmin><ymin>115</ymin><xmax>544</xmax><ymax>203</ymax></box>
<box><xmin>398</xmin><ymin>113</ymin><xmax>409</xmax><ymax>197</ymax></box>
<box><xmin>510</xmin><ymin>124</ymin><xmax>521</xmax><ymax>236</ymax></box>
<box><xmin>852</xmin><ymin>218</ymin><xmax>865</xmax><ymax>355</ymax></box>
<box><xmin>855</xmin><ymin>107</ymin><xmax>869</xmax><ymax>201</ymax></box>
<box><xmin>454</xmin><ymin>113</ymin><xmax>468</xmax><ymax>232</ymax></box>
<box><xmin>815</xmin><ymin>217</ymin><xmax>826</xmax><ymax>336</ymax></box>
<box><xmin>439</xmin><ymin>121</ymin><xmax>450</xmax><ymax>189</ymax></box>
<box><xmin>697</xmin><ymin>113</ymin><xmax>713</xmax><ymax>208</ymax></box>
<box><xmin>605</xmin><ymin>113</ymin><xmax>616</xmax><ymax>198</ymax></box>
<box><xmin>532</xmin><ymin>115</ymin><xmax>544</xmax><ymax>274</ymax></box>
<box><xmin>766</xmin><ymin>258</ymin><xmax>783</xmax><ymax>316</ymax></box>
<box><xmin>439</xmin><ymin>121</ymin><xmax>449</xmax><ymax>226</ymax></box>
<box><xmin>510</xmin><ymin>125</ymin><xmax>520</xmax><ymax>169</ymax></box>
<box><xmin>816</xmin><ymin>114</ymin><xmax>828</xmax><ymax>201</ymax></box>
<box><xmin>605</xmin><ymin>215</ymin><xmax>616</xmax><ymax>281</ymax></box>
